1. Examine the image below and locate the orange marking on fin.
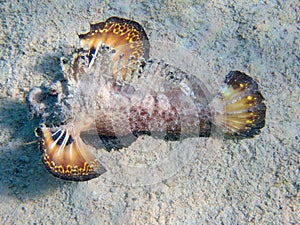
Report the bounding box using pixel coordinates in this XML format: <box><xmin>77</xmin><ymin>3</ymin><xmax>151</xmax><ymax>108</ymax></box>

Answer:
<box><xmin>35</xmin><ymin>126</ymin><xmax>106</xmax><ymax>181</ymax></box>
<box><xmin>78</xmin><ymin>17</ymin><xmax>150</xmax><ymax>80</ymax></box>
<box><xmin>212</xmin><ymin>71</ymin><xmax>266</xmax><ymax>138</ymax></box>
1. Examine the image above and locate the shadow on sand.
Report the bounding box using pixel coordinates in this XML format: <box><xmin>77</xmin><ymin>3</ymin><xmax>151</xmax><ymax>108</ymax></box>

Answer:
<box><xmin>0</xmin><ymin>61</ymin><xmax>76</xmax><ymax>200</ymax></box>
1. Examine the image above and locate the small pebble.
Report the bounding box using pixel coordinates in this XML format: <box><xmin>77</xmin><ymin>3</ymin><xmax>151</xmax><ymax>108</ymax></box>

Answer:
<box><xmin>19</xmin><ymin>155</ymin><xmax>30</xmax><ymax>163</ymax></box>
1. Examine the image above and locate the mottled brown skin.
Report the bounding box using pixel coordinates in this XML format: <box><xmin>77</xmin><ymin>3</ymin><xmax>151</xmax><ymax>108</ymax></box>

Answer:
<box><xmin>69</xmin><ymin>53</ymin><xmax>266</xmax><ymax>147</ymax></box>
<box><xmin>95</xmin><ymin>69</ymin><xmax>212</xmax><ymax>139</ymax></box>
<box><xmin>69</xmin><ymin>57</ymin><xmax>214</xmax><ymax>150</ymax></box>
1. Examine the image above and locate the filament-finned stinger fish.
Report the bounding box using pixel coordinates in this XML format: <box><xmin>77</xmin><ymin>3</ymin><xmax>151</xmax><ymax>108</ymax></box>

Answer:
<box><xmin>28</xmin><ymin>17</ymin><xmax>266</xmax><ymax>181</ymax></box>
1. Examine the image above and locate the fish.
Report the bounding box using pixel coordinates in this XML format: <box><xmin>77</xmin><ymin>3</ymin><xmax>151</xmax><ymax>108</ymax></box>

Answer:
<box><xmin>28</xmin><ymin>17</ymin><xmax>266</xmax><ymax>182</ymax></box>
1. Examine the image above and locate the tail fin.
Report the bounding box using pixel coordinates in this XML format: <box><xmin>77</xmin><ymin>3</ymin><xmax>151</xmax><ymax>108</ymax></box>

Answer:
<box><xmin>211</xmin><ymin>71</ymin><xmax>266</xmax><ymax>138</ymax></box>
<box><xmin>35</xmin><ymin>125</ymin><xmax>106</xmax><ymax>181</ymax></box>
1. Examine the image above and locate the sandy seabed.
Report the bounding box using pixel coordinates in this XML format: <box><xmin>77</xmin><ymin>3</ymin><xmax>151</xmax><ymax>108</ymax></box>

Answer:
<box><xmin>0</xmin><ymin>1</ymin><xmax>299</xmax><ymax>224</ymax></box>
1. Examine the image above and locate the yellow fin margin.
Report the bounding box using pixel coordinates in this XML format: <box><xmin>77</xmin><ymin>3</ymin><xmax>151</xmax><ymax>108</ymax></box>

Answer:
<box><xmin>35</xmin><ymin>125</ymin><xmax>106</xmax><ymax>181</ymax></box>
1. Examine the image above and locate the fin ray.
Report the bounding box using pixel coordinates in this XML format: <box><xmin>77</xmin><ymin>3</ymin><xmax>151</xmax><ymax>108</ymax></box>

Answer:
<box><xmin>211</xmin><ymin>71</ymin><xmax>266</xmax><ymax>138</ymax></box>
<box><xmin>78</xmin><ymin>16</ymin><xmax>150</xmax><ymax>78</ymax></box>
<box><xmin>35</xmin><ymin>125</ymin><xmax>106</xmax><ymax>181</ymax></box>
